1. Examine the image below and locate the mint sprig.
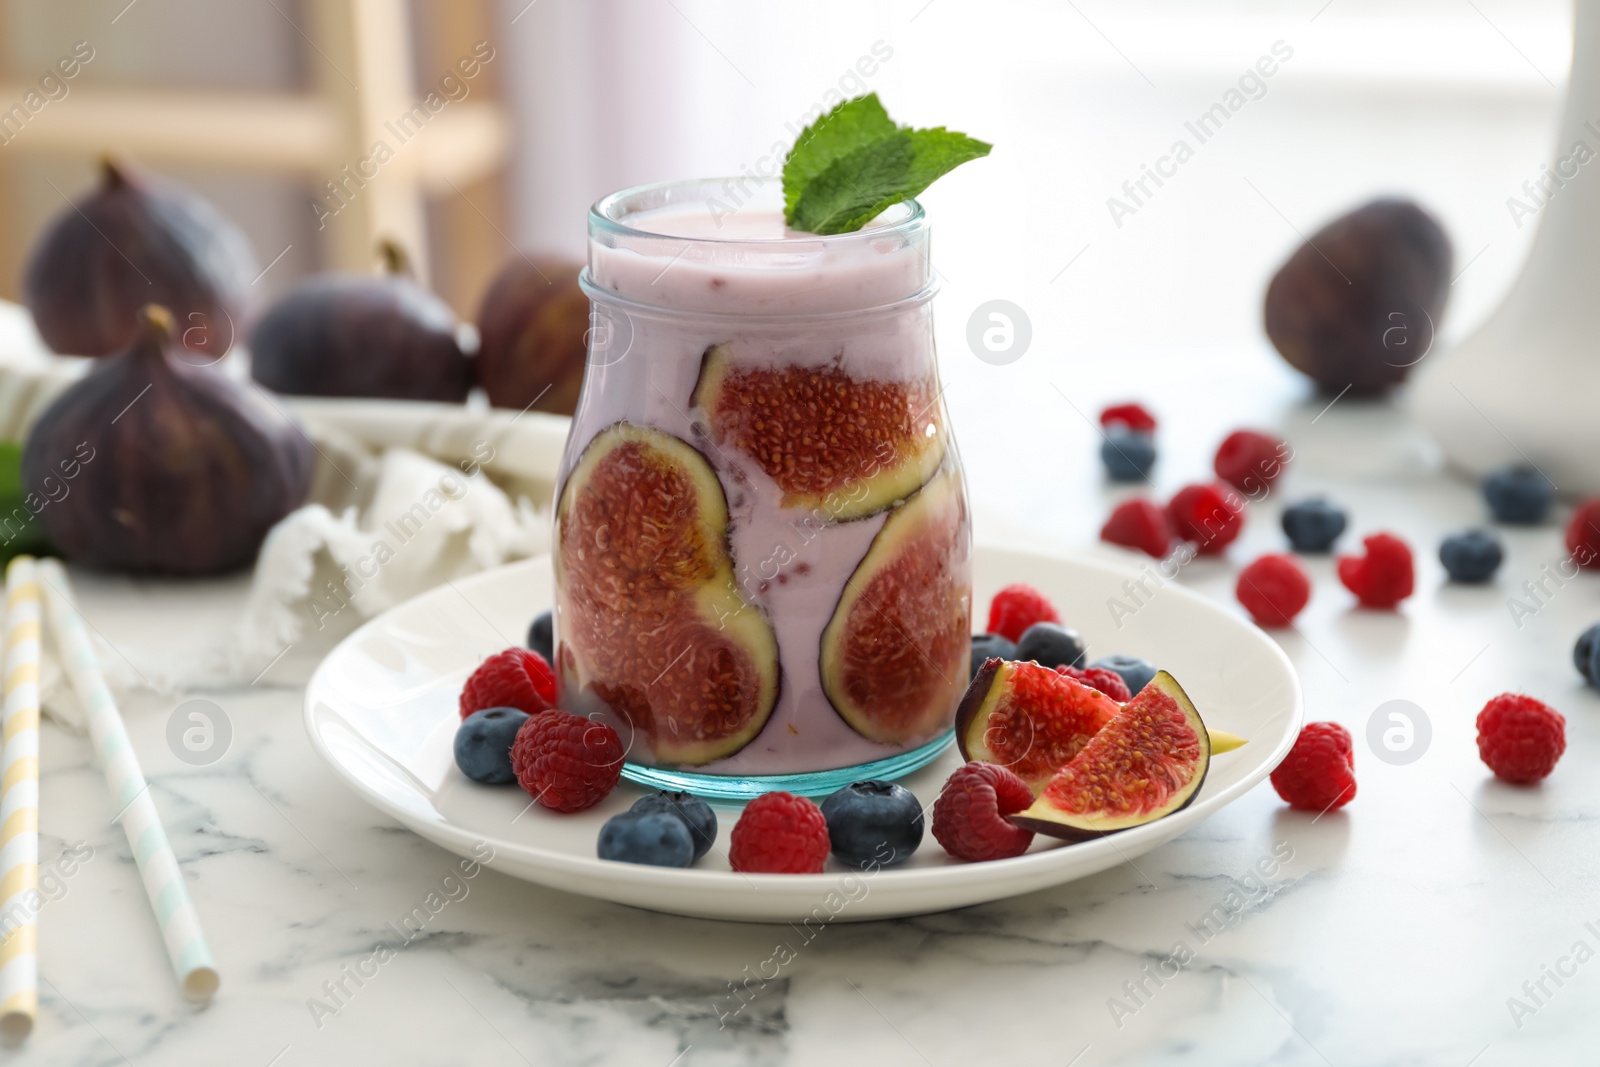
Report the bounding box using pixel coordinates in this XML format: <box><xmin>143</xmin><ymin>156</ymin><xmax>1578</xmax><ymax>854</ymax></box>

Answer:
<box><xmin>782</xmin><ymin>94</ymin><xmax>990</xmax><ymax>235</ymax></box>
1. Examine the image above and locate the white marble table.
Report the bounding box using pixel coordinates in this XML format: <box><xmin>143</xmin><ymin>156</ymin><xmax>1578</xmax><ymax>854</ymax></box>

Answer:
<box><xmin>17</xmin><ymin>344</ymin><xmax>1598</xmax><ymax>1066</ymax></box>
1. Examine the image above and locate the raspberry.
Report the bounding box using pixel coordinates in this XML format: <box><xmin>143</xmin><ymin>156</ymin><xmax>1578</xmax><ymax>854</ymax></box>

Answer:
<box><xmin>1057</xmin><ymin>665</ymin><xmax>1132</xmax><ymax>702</ymax></box>
<box><xmin>986</xmin><ymin>583</ymin><xmax>1060</xmax><ymax>643</ymax></box>
<box><xmin>1337</xmin><ymin>532</ymin><xmax>1414</xmax><ymax>608</ymax></box>
<box><xmin>510</xmin><ymin>710</ymin><xmax>622</xmax><ymax>813</ymax></box>
<box><xmin>932</xmin><ymin>762</ymin><xmax>1035</xmax><ymax>862</ymax></box>
<box><xmin>1214</xmin><ymin>430</ymin><xmax>1288</xmax><ymax>494</ymax></box>
<box><xmin>728</xmin><ymin>792</ymin><xmax>830</xmax><ymax>873</ymax></box>
<box><xmin>1565</xmin><ymin>498</ymin><xmax>1600</xmax><ymax>569</ymax></box>
<box><xmin>1100</xmin><ymin>498</ymin><xmax>1172</xmax><ymax>558</ymax></box>
<box><xmin>1270</xmin><ymin>722</ymin><xmax>1355</xmax><ymax>812</ymax></box>
<box><xmin>1476</xmin><ymin>694</ymin><xmax>1565</xmax><ymax>784</ymax></box>
<box><xmin>1168</xmin><ymin>483</ymin><xmax>1245</xmax><ymax>555</ymax></box>
<box><xmin>1099</xmin><ymin>402</ymin><xmax>1157</xmax><ymax>434</ymax></box>
<box><xmin>460</xmin><ymin>648</ymin><xmax>557</xmax><ymax>719</ymax></box>
<box><xmin>1236</xmin><ymin>553</ymin><xmax>1311</xmax><ymax>628</ymax></box>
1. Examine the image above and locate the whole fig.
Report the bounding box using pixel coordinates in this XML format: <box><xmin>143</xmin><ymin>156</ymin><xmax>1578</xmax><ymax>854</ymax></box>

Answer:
<box><xmin>24</xmin><ymin>159</ymin><xmax>256</xmax><ymax>359</ymax></box>
<box><xmin>475</xmin><ymin>256</ymin><xmax>588</xmax><ymax>415</ymax></box>
<box><xmin>23</xmin><ymin>305</ymin><xmax>313</xmax><ymax>576</ymax></box>
<box><xmin>1264</xmin><ymin>198</ymin><xmax>1451</xmax><ymax>394</ymax></box>
<box><xmin>250</xmin><ymin>240</ymin><xmax>472</xmax><ymax>401</ymax></box>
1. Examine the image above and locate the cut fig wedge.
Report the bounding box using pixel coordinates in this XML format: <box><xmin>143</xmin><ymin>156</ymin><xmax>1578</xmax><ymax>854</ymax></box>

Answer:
<box><xmin>1012</xmin><ymin>671</ymin><xmax>1209</xmax><ymax>841</ymax></box>
<box><xmin>691</xmin><ymin>344</ymin><xmax>945</xmax><ymax>521</ymax></box>
<box><xmin>555</xmin><ymin>422</ymin><xmax>779</xmax><ymax>765</ymax></box>
<box><xmin>955</xmin><ymin>659</ymin><xmax>1121</xmax><ymax>794</ymax></box>
<box><xmin>820</xmin><ymin>469</ymin><xmax>971</xmax><ymax>744</ymax></box>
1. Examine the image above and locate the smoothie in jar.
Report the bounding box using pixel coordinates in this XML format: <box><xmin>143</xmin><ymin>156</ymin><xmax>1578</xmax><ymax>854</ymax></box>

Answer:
<box><xmin>553</xmin><ymin>178</ymin><xmax>971</xmax><ymax>794</ymax></box>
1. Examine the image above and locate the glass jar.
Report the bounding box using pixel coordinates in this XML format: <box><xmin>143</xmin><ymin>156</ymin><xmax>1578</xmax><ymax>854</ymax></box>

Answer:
<box><xmin>552</xmin><ymin>178</ymin><xmax>971</xmax><ymax>798</ymax></box>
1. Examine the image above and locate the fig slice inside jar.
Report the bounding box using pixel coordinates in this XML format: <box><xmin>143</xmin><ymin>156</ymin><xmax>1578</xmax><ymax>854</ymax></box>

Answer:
<box><xmin>820</xmin><ymin>468</ymin><xmax>971</xmax><ymax>744</ymax></box>
<box><xmin>555</xmin><ymin>421</ymin><xmax>780</xmax><ymax>766</ymax></box>
<box><xmin>691</xmin><ymin>343</ymin><xmax>945</xmax><ymax>522</ymax></box>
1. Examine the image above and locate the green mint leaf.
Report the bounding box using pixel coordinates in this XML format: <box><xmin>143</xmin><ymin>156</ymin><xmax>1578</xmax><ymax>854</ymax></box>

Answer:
<box><xmin>782</xmin><ymin>93</ymin><xmax>898</xmax><ymax>219</ymax></box>
<box><xmin>789</xmin><ymin>132</ymin><xmax>915</xmax><ymax>236</ymax></box>
<box><xmin>782</xmin><ymin>95</ymin><xmax>990</xmax><ymax>234</ymax></box>
<box><xmin>789</xmin><ymin>126</ymin><xmax>992</xmax><ymax>235</ymax></box>
<box><xmin>900</xmin><ymin>127</ymin><xmax>995</xmax><ymax>193</ymax></box>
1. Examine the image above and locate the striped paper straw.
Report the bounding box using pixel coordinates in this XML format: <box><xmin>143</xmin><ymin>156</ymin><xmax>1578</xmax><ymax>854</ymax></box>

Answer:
<box><xmin>0</xmin><ymin>557</ymin><xmax>40</xmax><ymax>1039</ymax></box>
<box><xmin>36</xmin><ymin>560</ymin><xmax>218</xmax><ymax>1003</ymax></box>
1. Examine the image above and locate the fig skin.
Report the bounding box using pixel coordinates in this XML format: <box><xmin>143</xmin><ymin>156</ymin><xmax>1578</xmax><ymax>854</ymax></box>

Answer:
<box><xmin>23</xmin><ymin>305</ymin><xmax>314</xmax><ymax>576</ymax></box>
<box><xmin>24</xmin><ymin>159</ymin><xmax>257</xmax><ymax>359</ymax></box>
<box><xmin>1264</xmin><ymin>198</ymin><xmax>1452</xmax><ymax>395</ymax></box>
<box><xmin>249</xmin><ymin>242</ymin><xmax>472</xmax><ymax>402</ymax></box>
<box><xmin>475</xmin><ymin>257</ymin><xmax>588</xmax><ymax>415</ymax></box>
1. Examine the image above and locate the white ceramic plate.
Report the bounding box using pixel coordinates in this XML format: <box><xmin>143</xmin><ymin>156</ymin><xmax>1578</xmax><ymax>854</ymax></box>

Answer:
<box><xmin>305</xmin><ymin>548</ymin><xmax>1302</xmax><ymax>922</ymax></box>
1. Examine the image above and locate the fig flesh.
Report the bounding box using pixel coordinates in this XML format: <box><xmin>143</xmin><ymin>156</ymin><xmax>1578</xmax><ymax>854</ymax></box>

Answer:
<box><xmin>555</xmin><ymin>422</ymin><xmax>779</xmax><ymax>765</ymax></box>
<box><xmin>819</xmin><ymin>469</ymin><xmax>971</xmax><ymax>744</ymax></box>
<box><xmin>955</xmin><ymin>659</ymin><xmax>1120</xmax><ymax>794</ymax></box>
<box><xmin>475</xmin><ymin>257</ymin><xmax>589</xmax><ymax>415</ymax></box>
<box><xmin>250</xmin><ymin>241</ymin><xmax>471</xmax><ymax>401</ymax></box>
<box><xmin>1012</xmin><ymin>671</ymin><xmax>1210</xmax><ymax>841</ymax></box>
<box><xmin>692</xmin><ymin>344</ymin><xmax>946</xmax><ymax>521</ymax></box>
<box><xmin>1264</xmin><ymin>198</ymin><xmax>1451</xmax><ymax>395</ymax></box>
<box><xmin>22</xmin><ymin>305</ymin><xmax>313</xmax><ymax>575</ymax></box>
<box><xmin>25</xmin><ymin>159</ymin><xmax>256</xmax><ymax>359</ymax></box>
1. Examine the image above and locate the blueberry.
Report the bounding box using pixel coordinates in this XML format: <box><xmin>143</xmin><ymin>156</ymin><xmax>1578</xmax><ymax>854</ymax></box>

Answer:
<box><xmin>969</xmin><ymin>633</ymin><xmax>1017</xmax><ymax>680</ymax></box>
<box><xmin>820</xmin><ymin>780</ymin><xmax>924</xmax><ymax>869</ymax></box>
<box><xmin>630</xmin><ymin>791</ymin><xmax>718</xmax><ymax>861</ymax></box>
<box><xmin>1438</xmin><ymin>530</ymin><xmax>1503</xmax><ymax>583</ymax></box>
<box><xmin>1101</xmin><ymin>428</ymin><xmax>1156</xmax><ymax>482</ymax></box>
<box><xmin>1089</xmin><ymin>654</ymin><xmax>1157</xmax><ymax>696</ymax></box>
<box><xmin>1483</xmin><ymin>466</ymin><xmax>1554</xmax><ymax>524</ymax></box>
<box><xmin>1014</xmin><ymin>622</ymin><xmax>1086</xmax><ymax>670</ymax></box>
<box><xmin>454</xmin><ymin>707</ymin><xmax>531</xmax><ymax>784</ymax></box>
<box><xmin>1281</xmin><ymin>497</ymin><xmax>1347</xmax><ymax>553</ymax></box>
<box><xmin>1574</xmin><ymin>623</ymin><xmax>1600</xmax><ymax>686</ymax></box>
<box><xmin>527</xmin><ymin>609</ymin><xmax>554</xmax><ymax>662</ymax></box>
<box><xmin>597</xmin><ymin>811</ymin><xmax>695</xmax><ymax>868</ymax></box>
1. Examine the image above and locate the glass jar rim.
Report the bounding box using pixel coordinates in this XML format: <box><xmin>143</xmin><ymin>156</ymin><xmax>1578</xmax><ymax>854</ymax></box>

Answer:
<box><xmin>588</xmin><ymin>177</ymin><xmax>927</xmax><ymax>245</ymax></box>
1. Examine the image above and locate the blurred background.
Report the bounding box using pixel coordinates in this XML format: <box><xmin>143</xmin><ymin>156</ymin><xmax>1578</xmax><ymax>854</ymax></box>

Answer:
<box><xmin>0</xmin><ymin>0</ymin><xmax>1574</xmax><ymax>527</ymax></box>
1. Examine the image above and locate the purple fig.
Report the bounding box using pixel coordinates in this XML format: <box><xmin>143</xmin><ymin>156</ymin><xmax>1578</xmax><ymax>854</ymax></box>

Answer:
<box><xmin>24</xmin><ymin>159</ymin><xmax>256</xmax><ymax>359</ymax></box>
<box><xmin>475</xmin><ymin>256</ymin><xmax>588</xmax><ymax>415</ymax></box>
<box><xmin>249</xmin><ymin>240</ymin><xmax>471</xmax><ymax>401</ymax></box>
<box><xmin>23</xmin><ymin>305</ymin><xmax>313</xmax><ymax>575</ymax></box>
<box><xmin>1264</xmin><ymin>198</ymin><xmax>1452</xmax><ymax>395</ymax></box>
